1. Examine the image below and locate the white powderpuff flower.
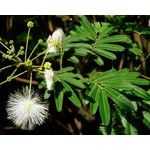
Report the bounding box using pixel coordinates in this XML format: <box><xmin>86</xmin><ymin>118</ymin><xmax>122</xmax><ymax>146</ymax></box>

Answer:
<box><xmin>44</xmin><ymin>69</ymin><xmax>54</xmax><ymax>90</ymax></box>
<box><xmin>46</xmin><ymin>28</ymin><xmax>64</xmax><ymax>53</ymax></box>
<box><xmin>52</xmin><ymin>28</ymin><xmax>64</xmax><ymax>44</ymax></box>
<box><xmin>6</xmin><ymin>86</ymin><xmax>49</xmax><ymax>130</ymax></box>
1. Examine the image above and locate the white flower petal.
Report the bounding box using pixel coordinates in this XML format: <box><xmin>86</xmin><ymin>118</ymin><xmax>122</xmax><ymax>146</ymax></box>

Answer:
<box><xmin>46</xmin><ymin>28</ymin><xmax>64</xmax><ymax>53</ymax></box>
<box><xmin>44</xmin><ymin>69</ymin><xmax>54</xmax><ymax>90</ymax></box>
<box><xmin>52</xmin><ymin>28</ymin><xmax>64</xmax><ymax>44</ymax></box>
<box><xmin>46</xmin><ymin>35</ymin><xmax>53</xmax><ymax>47</ymax></box>
<box><xmin>48</xmin><ymin>46</ymin><xmax>58</xmax><ymax>53</ymax></box>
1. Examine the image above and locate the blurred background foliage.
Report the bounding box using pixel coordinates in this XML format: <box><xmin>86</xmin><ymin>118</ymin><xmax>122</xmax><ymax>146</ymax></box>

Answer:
<box><xmin>0</xmin><ymin>15</ymin><xmax>150</xmax><ymax>134</ymax></box>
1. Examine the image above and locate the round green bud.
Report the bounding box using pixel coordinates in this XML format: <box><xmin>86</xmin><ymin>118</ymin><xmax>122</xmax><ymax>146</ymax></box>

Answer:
<box><xmin>38</xmin><ymin>39</ymin><xmax>43</xmax><ymax>44</ymax></box>
<box><xmin>2</xmin><ymin>54</ymin><xmax>7</xmax><ymax>58</ymax></box>
<box><xmin>25</xmin><ymin>59</ymin><xmax>33</xmax><ymax>67</ymax></box>
<box><xmin>20</xmin><ymin>46</ymin><xmax>24</xmax><ymax>50</ymax></box>
<box><xmin>8</xmin><ymin>56</ymin><xmax>12</xmax><ymax>60</ymax></box>
<box><xmin>7</xmin><ymin>76</ymin><xmax>12</xmax><ymax>82</ymax></box>
<box><xmin>9</xmin><ymin>45</ymin><xmax>13</xmax><ymax>49</ymax></box>
<box><xmin>44</xmin><ymin>62</ymin><xmax>51</xmax><ymax>70</ymax></box>
<box><xmin>20</xmin><ymin>50</ymin><xmax>25</xmax><ymax>55</ymax></box>
<box><xmin>27</xmin><ymin>21</ymin><xmax>34</xmax><ymax>28</ymax></box>
<box><xmin>9</xmin><ymin>40</ymin><xmax>14</xmax><ymax>44</ymax></box>
<box><xmin>0</xmin><ymin>37</ymin><xmax>2</xmax><ymax>41</ymax></box>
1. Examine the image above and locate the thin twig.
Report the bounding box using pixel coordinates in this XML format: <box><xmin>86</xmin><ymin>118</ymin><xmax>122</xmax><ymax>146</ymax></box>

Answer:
<box><xmin>15</xmin><ymin>77</ymin><xmax>39</xmax><ymax>85</ymax></box>
<box><xmin>141</xmin><ymin>74</ymin><xmax>150</xmax><ymax>80</ymax></box>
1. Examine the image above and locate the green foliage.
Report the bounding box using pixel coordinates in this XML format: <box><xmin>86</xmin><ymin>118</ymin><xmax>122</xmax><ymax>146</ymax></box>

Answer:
<box><xmin>63</xmin><ymin>15</ymin><xmax>142</xmax><ymax>67</ymax></box>
<box><xmin>143</xmin><ymin>111</ymin><xmax>150</xmax><ymax>129</ymax></box>
<box><xmin>84</xmin><ymin>68</ymin><xmax>150</xmax><ymax>128</ymax></box>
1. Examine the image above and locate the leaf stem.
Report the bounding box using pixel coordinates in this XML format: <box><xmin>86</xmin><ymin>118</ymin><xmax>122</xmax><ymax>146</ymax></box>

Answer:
<box><xmin>59</xmin><ymin>45</ymin><xmax>63</xmax><ymax>69</ymax></box>
<box><xmin>40</xmin><ymin>48</ymin><xmax>49</xmax><ymax>68</ymax></box>
<box><xmin>0</xmin><ymin>41</ymin><xmax>11</xmax><ymax>51</ymax></box>
<box><xmin>24</xmin><ymin>27</ymin><xmax>31</xmax><ymax>62</ymax></box>
<box><xmin>11</xmin><ymin>70</ymin><xmax>28</xmax><ymax>80</ymax></box>
<box><xmin>10</xmin><ymin>67</ymin><xmax>18</xmax><ymax>77</ymax></box>
<box><xmin>31</xmin><ymin>48</ymin><xmax>48</xmax><ymax>62</ymax></box>
<box><xmin>29</xmin><ymin>72</ymin><xmax>32</xmax><ymax>98</ymax></box>
<box><xmin>0</xmin><ymin>80</ymin><xmax>8</xmax><ymax>86</ymax></box>
<box><xmin>0</xmin><ymin>64</ymin><xmax>15</xmax><ymax>72</ymax></box>
<box><xmin>27</xmin><ymin>42</ymin><xmax>39</xmax><ymax>60</ymax></box>
<box><xmin>0</xmin><ymin>70</ymin><xmax>28</xmax><ymax>86</ymax></box>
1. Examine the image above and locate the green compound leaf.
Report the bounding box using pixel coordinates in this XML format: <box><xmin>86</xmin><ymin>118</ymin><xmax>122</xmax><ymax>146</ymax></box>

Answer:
<box><xmin>105</xmin><ymin>87</ymin><xmax>135</xmax><ymax>111</ymax></box>
<box><xmin>121</xmin><ymin>115</ymin><xmax>138</xmax><ymax>135</ymax></box>
<box><xmin>38</xmin><ymin>80</ymin><xmax>46</xmax><ymax>89</ymax></box>
<box><xmin>89</xmin><ymin>87</ymin><xmax>99</xmax><ymax>115</ymax></box>
<box><xmin>124</xmin><ymin>78</ymin><xmax>150</xmax><ymax>85</ymax></box>
<box><xmin>55</xmin><ymin>67</ymin><xmax>74</xmax><ymax>75</ymax></box>
<box><xmin>98</xmin><ymin>35</ymin><xmax>132</xmax><ymax>44</ymax></box>
<box><xmin>54</xmin><ymin>82</ymin><xmax>64</xmax><ymax>112</ymax></box>
<box><xmin>64</xmin><ymin>43</ymin><xmax>92</xmax><ymax>49</ymax></box>
<box><xmin>101</xmin><ymin>82</ymin><xmax>134</xmax><ymax>90</ymax></box>
<box><xmin>132</xmin><ymin>86</ymin><xmax>150</xmax><ymax>101</ymax></box>
<box><xmin>92</xmin><ymin>53</ymin><xmax>104</xmax><ymax>66</ymax></box>
<box><xmin>143</xmin><ymin>111</ymin><xmax>150</xmax><ymax>129</ymax></box>
<box><xmin>98</xmin><ymin>126</ymin><xmax>108</xmax><ymax>135</ymax></box>
<box><xmin>67</xmin><ymin>56</ymin><xmax>79</xmax><ymax>64</ymax></box>
<box><xmin>55</xmin><ymin>90</ymin><xmax>64</xmax><ymax>112</ymax></box>
<box><xmin>79</xmin><ymin>16</ymin><xmax>96</xmax><ymax>40</ymax></box>
<box><xmin>73</xmin><ymin>48</ymin><xmax>90</xmax><ymax>56</ymax></box>
<box><xmin>99</xmin><ymin>89</ymin><xmax>110</xmax><ymax>126</ymax></box>
<box><xmin>96</xmin><ymin>44</ymin><xmax>125</xmax><ymax>52</ymax></box>
<box><xmin>58</xmin><ymin>74</ymin><xmax>85</xmax><ymax>89</ymax></box>
<box><xmin>44</xmin><ymin>89</ymin><xmax>51</xmax><ymax>100</ymax></box>
<box><xmin>94</xmin><ymin>48</ymin><xmax>117</xmax><ymax>60</ymax></box>
<box><xmin>98</xmin><ymin>26</ymin><xmax>114</xmax><ymax>39</ymax></box>
<box><xmin>64</xmin><ymin>32</ymin><xmax>87</xmax><ymax>43</ymax></box>
<box><xmin>61</xmin><ymin>80</ymin><xmax>81</xmax><ymax>107</ymax></box>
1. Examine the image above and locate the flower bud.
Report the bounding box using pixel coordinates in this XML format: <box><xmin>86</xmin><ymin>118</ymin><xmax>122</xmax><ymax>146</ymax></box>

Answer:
<box><xmin>9</xmin><ymin>40</ymin><xmax>14</xmax><ymax>45</ymax></box>
<box><xmin>38</xmin><ymin>39</ymin><xmax>43</xmax><ymax>44</ymax></box>
<box><xmin>27</xmin><ymin>21</ymin><xmax>34</xmax><ymax>28</ymax></box>
<box><xmin>44</xmin><ymin>62</ymin><xmax>51</xmax><ymax>70</ymax></box>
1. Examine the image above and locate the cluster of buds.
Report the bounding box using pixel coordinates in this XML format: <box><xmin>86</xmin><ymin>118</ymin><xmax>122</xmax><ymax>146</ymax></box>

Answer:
<box><xmin>1</xmin><ymin>40</ymin><xmax>25</xmax><ymax>61</ymax></box>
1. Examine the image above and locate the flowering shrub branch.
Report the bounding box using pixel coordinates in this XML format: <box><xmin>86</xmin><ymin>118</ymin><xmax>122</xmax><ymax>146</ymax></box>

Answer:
<box><xmin>0</xmin><ymin>16</ymin><xmax>150</xmax><ymax>134</ymax></box>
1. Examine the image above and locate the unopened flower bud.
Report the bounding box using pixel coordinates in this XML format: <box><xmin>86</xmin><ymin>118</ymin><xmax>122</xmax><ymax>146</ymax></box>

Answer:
<box><xmin>44</xmin><ymin>62</ymin><xmax>51</xmax><ymax>70</ymax></box>
<box><xmin>27</xmin><ymin>21</ymin><xmax>34</xmax><ymax>28</ymax></box>
<box><xmin>38</xmin><ymin>39</ymin><xmax>43</xmax><ymax>44</ymax></box>
<box><xmin>9</xmin><ymin>40</ymin><xmax>14</xmax><ymax>45</ymax></box>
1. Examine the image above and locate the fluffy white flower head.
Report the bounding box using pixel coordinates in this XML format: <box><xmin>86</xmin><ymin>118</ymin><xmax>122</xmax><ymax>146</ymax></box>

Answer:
<box><xmin>6</xmin><ymin>86</ymin><xmax>49</xmax><ymax>130</ymax></box>
<box><xmin>46</xmin><ymin>28</ymin><xmax>64</xmax><ymax>53</ymax></box>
